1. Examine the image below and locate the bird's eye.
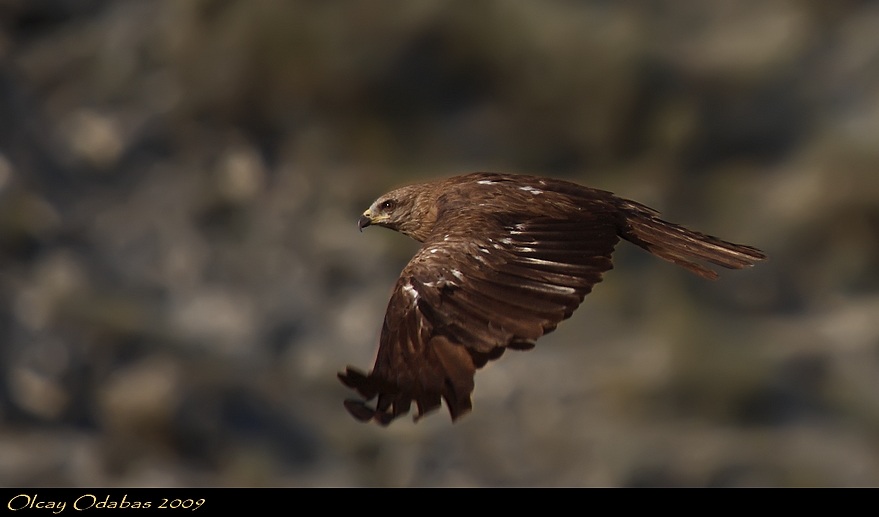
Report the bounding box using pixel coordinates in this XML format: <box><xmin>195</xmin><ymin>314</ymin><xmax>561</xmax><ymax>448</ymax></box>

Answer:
<box><xmin>379</xmin><ymin>199</ymin><xmax>396</xmax><ymax>211</ymax></box>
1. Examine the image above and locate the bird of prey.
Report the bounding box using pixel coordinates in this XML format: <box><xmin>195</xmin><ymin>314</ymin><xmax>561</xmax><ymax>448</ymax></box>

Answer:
<box><xmin>339</xmin><ymin>172</ymin><xmax>765</xmax><ymax>425</ymax></box>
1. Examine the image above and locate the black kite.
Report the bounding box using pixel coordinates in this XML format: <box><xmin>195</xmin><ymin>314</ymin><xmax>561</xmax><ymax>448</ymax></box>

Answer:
<box><xmin>339</xmin><ymin>172</ymin><xmax>766</xmax><ymax>425</ymax></box>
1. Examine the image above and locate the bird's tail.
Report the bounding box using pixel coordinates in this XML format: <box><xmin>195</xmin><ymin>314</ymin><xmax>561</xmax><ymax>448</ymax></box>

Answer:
<box><xmin>616</xmin><ymin>198</ymin><xmax>766</xmax><ymax>280</ymax></box>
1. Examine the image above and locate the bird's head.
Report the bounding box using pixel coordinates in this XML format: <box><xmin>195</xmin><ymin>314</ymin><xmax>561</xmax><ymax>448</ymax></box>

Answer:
<box><xmin>358</xmin><ymin>184</ymin><xmax>437</xmax><ymax>242</ymax></box>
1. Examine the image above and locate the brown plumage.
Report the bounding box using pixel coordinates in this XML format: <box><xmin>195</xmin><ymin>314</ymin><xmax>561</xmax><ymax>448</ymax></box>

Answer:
<box><xmin>339</xmin><ymin>172</ymin><xmax>766</xmax><ymax>425</ymax></box>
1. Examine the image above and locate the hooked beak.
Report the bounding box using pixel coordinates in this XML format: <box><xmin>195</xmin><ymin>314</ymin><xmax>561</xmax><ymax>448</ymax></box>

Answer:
<box><xmin>357</xmin><ymin>213</ymin><xmax>372</xmax><ymax>232</ymax></box>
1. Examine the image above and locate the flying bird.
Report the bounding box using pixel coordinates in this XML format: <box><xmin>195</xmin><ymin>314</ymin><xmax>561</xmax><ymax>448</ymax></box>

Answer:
<box><xmin>339</xmin><ymin>172</ymin><xmax>765</xmax><ymax>425</ymax></box>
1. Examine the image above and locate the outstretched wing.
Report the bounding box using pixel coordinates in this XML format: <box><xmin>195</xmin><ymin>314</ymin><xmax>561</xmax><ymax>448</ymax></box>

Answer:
<box><xmin>339</xmin><ymin>209</ymin><xmax>621</xmax><ymax>425</ymax></box>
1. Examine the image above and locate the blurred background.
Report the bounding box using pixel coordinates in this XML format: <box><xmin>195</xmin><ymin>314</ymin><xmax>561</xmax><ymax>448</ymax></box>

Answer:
<box><xmin>1</xmin><ymin>0</ymin><xmax>878</xmax><ymax>487</ymax></box>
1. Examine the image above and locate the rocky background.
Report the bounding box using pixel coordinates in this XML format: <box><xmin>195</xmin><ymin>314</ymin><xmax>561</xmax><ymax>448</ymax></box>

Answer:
<box><xmin>1</xmin><ymin>0</ymin><xmax>878</xmax><ymax>487</ymax></box>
